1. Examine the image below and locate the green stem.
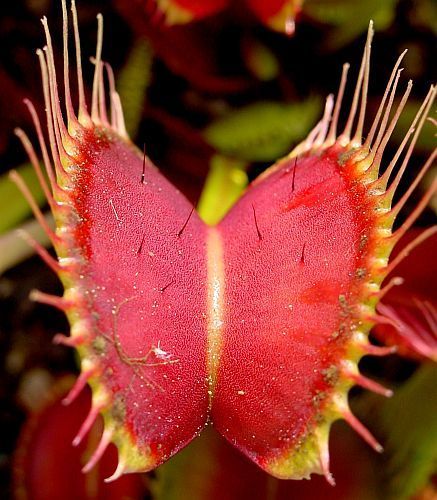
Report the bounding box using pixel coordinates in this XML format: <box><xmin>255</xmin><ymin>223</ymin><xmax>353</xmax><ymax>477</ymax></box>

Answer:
<box><xmin>197</xmin><ymin>155</ymin><xmax>248</xmax><ymax>225</ymax></box>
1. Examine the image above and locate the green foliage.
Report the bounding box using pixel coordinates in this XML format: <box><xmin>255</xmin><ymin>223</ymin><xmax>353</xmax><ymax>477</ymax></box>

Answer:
<box><xmin>203</xmin><ymin>99</ymin><xmax>321</xmax><ymax>162</ymax></box>
<box><xmin>392</xmin><ymin>99</ymin><xmax>436</xmax><ymax>152</ymax></box>
<box><xmin>0</xmin><ymin>164</ymin><xmax>45</xmax><ymax>234</ymax></box>
<box><xmin>0</xmin><ymin>217</ymin><xmax>52</xmax><ymax>275</ymax></box>
<box><xmin>151</xmin><ymin>430</ymin><xmax>221</xmax><ymax>500</ymax></box>
<box><xmin>305</xmin><ymin>0</ymin><xmax>398</xmax><ymax>48</ymax></box>
<box><xmin>243</xmin><ymin>40</ymin><xmax>280</xmax><ymax>81</ymax></box>
<box><xmin>117</xmin><ymin>40</ymin><xmax>153</xmax><ymax>138</ymax></box>
<box><xmin>409</xmin><ymin>0</ymin><xmax>437</xmax><ymax>35</ymax></box>
<box><xmin>378</xmin><ymin>364</ymin><xmax>437</xmax><ymax>499</ymax></box>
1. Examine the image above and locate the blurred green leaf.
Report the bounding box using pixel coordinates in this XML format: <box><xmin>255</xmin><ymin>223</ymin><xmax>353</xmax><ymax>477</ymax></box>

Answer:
<box><xmin>117</xmin><ymin>40</ymin><xmax>153</xmax><ymax>138</ymax></box>
<box><xmin>243</xmin><ymin>39</ymin><xmax>280</xmax><ymax>81</ymax></box>
<box><xmin>305</xmin><ymin>0</ymin><xmax>398</xmax><ymax>49</ymax></box>
<box><xmin>378</xmin><ymin>364</ymin><xmax>437</xmax><ymax>499</ymax></box>
<box><xmin>203</xmin><ymin>98</ymin><xmax>321</xmax><ymax>162</ymax></box>
<box><xmin>197</xmin><ymin>155</ymin><xmax>248</xmax><ymax>225</ymax></box>
<box><xmin>152</xmin><ymin>430</ymin><xmax>221</xmax><ymax>500</ymax></box>
<box><xmin>409</xmin><ymin>0</ymin><xmax>437</xmax><ymax>35</ymax></box>
<box><xmin>0</xmin><ymin>215</ymin><xmax>53</xmax><ymax>275</ymax></box>
<box><xmin>0</xmin><ymin>164</ymin><xmax>45</xmax><ymax>235</ymax></box>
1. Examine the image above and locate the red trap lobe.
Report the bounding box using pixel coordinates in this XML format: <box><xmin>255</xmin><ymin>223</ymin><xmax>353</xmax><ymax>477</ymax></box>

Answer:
<box><xmin>70</xmin><ymin>129</ymin><xmax>210</xmax><ymax>469</ymax></box>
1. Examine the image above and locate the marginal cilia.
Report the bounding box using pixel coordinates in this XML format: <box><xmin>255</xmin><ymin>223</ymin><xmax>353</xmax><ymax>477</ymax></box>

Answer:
<box><xmin>12</xmin><ymin>0</ymin><xmax>436</xmax><ymax>485</ymax></box>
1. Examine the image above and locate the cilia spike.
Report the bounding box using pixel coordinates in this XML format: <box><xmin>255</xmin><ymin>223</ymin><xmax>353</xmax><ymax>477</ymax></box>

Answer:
<box><xmin>14</xmin><ymin>0</ymin><xmax>436</xmax><ymax>485</ymax></box>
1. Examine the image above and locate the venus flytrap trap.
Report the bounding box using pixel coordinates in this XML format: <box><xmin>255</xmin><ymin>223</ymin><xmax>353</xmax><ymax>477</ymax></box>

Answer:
<box><xmin>154</xmin><ymin>0</ymin><xmax>303</xmax><ymax>35</ymax></box>
<box><xmin>11</xmin><ymin>0</ymin><xmax>436</xmax><ymax>488</ymax></box>
<box><xmin>372</xmin><ymin>228</ymin><xmax>437</xmax><ymax>362</ymax></box>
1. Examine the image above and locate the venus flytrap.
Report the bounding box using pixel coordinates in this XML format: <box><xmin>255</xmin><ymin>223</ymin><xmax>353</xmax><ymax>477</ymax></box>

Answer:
<box><xmin>154</xmin><ymin>0</ymin><xmax>303</xmax><ymax>35</ymax></box>
<box><xmin>11</xmin><ymin>0</ymin><xmax>436</xmax><ymax>486</ymax></box>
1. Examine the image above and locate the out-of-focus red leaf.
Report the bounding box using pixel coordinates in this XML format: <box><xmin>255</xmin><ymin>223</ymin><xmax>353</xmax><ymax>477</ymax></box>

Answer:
<box><xmin>153</xmin><ymin>0</ymin><xmax>304</xmax><ymax>34</ymax></box>
<box><xmin>13</xmin><ymin>377</ymin><xmax>147</xmax><ymax>500</ymax></box>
